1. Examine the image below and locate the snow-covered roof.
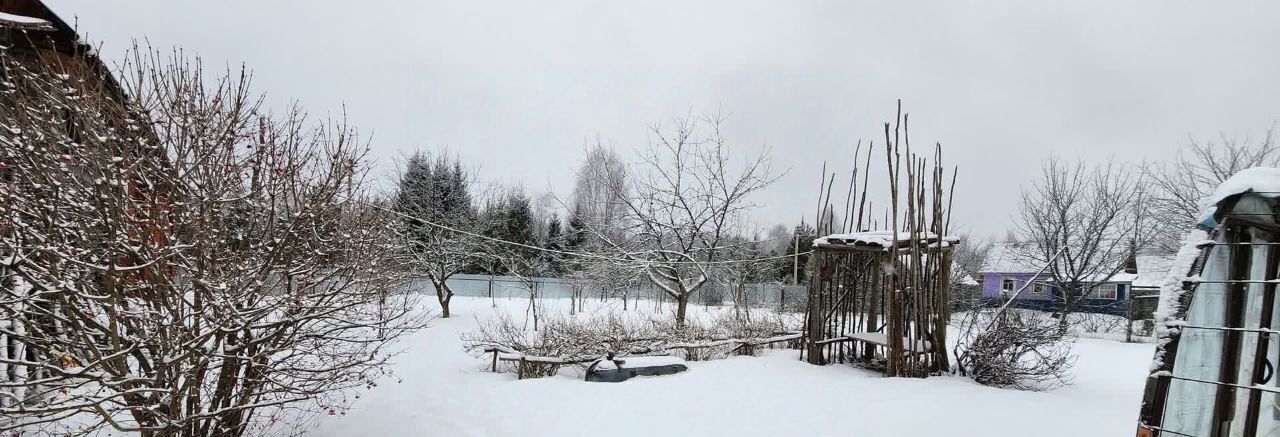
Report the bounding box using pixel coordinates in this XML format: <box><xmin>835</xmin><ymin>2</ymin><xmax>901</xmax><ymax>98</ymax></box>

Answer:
<box><xmin>1109</xmin><ymin>272</ymin><xmax>1139</xmax><ymax>283</ymax></box>
<box><xmin>813</xmin><ymin>231</ymin><xmax>959</xmax><ymax>249</ymax></box>
<box><xmin>0</xmin><ymin>11</ymin><xmax>54</xmax><ymax>30</ymax></box>
<box><xmin>982</xmin><ymin>242</ymin><xmax>1144</xmax><ymax>283</ymax></box>
<box><xmin>1133</xmin><ymin>255</ymin><xmax>1175</xmax><ymax>288</ymax></box>
<box><xmin>982</xmin><ymin>242</ymin><xmax>1042</xmax><ymax>273</ymax></box>
<box><xmin>1199</xmin><ymin>167</ymin><xmax>1280</xmax><ymax>228</ymax></box>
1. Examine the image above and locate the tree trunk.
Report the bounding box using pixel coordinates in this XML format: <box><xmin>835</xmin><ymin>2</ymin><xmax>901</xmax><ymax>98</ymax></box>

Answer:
<box><xmin>675</xmin><ymin>295</ymin><xmax>689</xmax><ymax>329</ymax></box>
<box><xmin>570</xmin><ymin>285</ymin><xmax>577</xmax><ymax>316</ymax></box>
<box><xmin>532</xmin><ymin>282</ymin><xmax>540</xmax><ymax>330</ymax></box>
<box><xmin>436</xmin><ymin>279</ymin><xmax>453</xmax><ymax>318</ymax></box>
<box><xmin>1056</xmin><ymin>296</ymin><xmax>1074</xmax><ymax>336</ymax></box>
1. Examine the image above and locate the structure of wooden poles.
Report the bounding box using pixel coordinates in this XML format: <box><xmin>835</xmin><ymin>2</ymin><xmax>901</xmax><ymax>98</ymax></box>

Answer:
<box><xmin>802</xmin><ymin>101</ymin><xmax>958</xmax><ymax>378</ymax></box>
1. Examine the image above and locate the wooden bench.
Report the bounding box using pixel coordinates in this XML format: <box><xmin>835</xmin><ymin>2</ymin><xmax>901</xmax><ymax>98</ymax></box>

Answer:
<box><xmin>815</xmin><ymin>331</ymin><xmax>932</xmax><ymax>354</ymax></box>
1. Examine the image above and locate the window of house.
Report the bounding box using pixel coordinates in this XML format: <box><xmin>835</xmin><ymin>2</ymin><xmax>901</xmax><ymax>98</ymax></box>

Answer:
<box><xmin>1088</xmin><ymin>283</ymin><xmax>1118</xmax><ymax>300</ymax></box>
<box><xmin>1001</xmin><ymin>279</ymin><xmax>1015</xmax><ymax>292</ymax></box>
<box><xmin>1032</xmin><ymin>282</ymin><xmax>1046</xmax><ymax>294</ymax></box>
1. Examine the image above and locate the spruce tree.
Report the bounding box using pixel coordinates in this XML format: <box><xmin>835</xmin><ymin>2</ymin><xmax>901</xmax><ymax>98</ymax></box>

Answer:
<box><xmin>782</xmin><ymin>221</ymin><xmax>817</xmax><ymax>284</ymax></box>
<box><xmin>544</xmin><ymin>213</ymin><xmax>565</xmax><ymax>276</ymax></box>
<box><xmin>394</xmin><ymin>151</ymin><xmax>479</xmax><ymax>317</ymax></box>
<box><xmin>564</xmin><ymin>203</ymin><xmax>587</xmax><ymax>250</ymax></box>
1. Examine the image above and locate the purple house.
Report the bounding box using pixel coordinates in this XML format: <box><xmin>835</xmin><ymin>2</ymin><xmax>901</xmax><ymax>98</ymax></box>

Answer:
<box><xmin>979</xmin><ymin>243</ymin><xmax>1139</xmax><ymax>316</ymax></box>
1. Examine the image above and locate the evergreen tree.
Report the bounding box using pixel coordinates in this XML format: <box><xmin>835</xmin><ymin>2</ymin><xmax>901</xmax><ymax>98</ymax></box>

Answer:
<box><xmin>482</xmin><ymin>188</ymin><xmax>541</xmax><ymax>276</ymax></box>
<box><xmin>564</xmin><ymin>203</ymin><xmax>587</xmax><ymax>251</ymax></box>
<box><xmin>781</xmin><ymin>221</ymin><xmax>818</xmax><ymax>284</ymax></box>
<box><xmin>501</xmin><ymin>190</ymin><xmax>537</xmax><ymax>248</ymax></box>
<box><xmin>395</xmin><ymin>152</ymin><xmax>474</xmax><ymax>227</ymax></box>
<box><xmin>544</xmin><ymin>213</ymin><xmax>565</xmax><ymax>276</ymax></box>
<box><xmin>394</xmin><ymin>151</ymin><xmax>478</xmax><ymax>317</ymax></box>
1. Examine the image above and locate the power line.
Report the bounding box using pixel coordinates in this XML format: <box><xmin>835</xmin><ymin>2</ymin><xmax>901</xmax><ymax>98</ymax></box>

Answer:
<box><xmin>364</xmin><ymin>201</ymin><xmax>815</xmax><ymax>266</ymax></box>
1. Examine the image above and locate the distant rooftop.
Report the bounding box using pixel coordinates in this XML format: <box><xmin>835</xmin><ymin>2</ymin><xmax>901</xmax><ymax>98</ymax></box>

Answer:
<box><xmin>982</xmin><ymin>242</ymin><xmax>1042</xmax><ymax>273</ymax></box>
<box><xmin>1133</xmin><ymin>255</ymin><xmax>1175</xmax><ymax>288</ymax></box>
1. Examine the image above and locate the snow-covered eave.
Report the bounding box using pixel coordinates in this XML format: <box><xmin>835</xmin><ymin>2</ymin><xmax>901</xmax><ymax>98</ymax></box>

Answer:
<box><xmin>0</xmin><ymin>12</ymin><xmax>54</xmax><ymax>31</ymax></box>
<box><xmin>1197</xmin><ymin>167</ymin><xmax>1280</xmax><ymax>228</ymax></box>
<box><xmin>1149</xmin><ymin>228</ymin><xmax>1211</xmax><ymax>372</ymax></box>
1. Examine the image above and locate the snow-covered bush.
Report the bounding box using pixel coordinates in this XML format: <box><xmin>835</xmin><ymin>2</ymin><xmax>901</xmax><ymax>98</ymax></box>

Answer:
<box><xmin>461</xmin><ymin>310</ymin><xmax>800</xmax><ymax>376</ymax></box>
<box><xmin>0</xmin><ymin>47</ymin><xmax>425</xmax><ymax>436</ymax></box>
<box><xmin>958</xmin><ymin>311</ymin><xmax>1076</xmax><ymax>391</ymax></box>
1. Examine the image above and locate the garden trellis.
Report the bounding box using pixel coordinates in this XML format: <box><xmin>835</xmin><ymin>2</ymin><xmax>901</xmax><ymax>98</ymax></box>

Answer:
<box><xmin>800</xmin><ymin>102</ymin><xmax>959</xmax><ymax>378</ymax></box>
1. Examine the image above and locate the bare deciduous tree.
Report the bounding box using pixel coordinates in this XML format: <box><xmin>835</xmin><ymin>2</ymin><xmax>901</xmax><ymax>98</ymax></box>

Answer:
<box><xmin>570</xmin><ymin>140</ymin><xmax>629</xmax><ymax>242</ymax></box>
<box><xmin>710</xmin><ymin>233</ymin><xmax>774</xmax><ymax>321</ymax></box>
<box><xmin>948</xmin><ymin>233</ymin><xmax>991</xmax><ymax>311</ymax></box>
<box><xmin>583</xmin><ymin>115</ymin><xmax>777</xmax><ymax>329</ymax></box>
<box><xmin>1016</xmin><ymin>157</ymin><xmax>1153</xmax><ymax>332</ymax></box>
<box><xmin>0</xmin><ymin>47</ymin><xmax>424</xmax><ymax>436</ymax></box>
<box><xmin>1146</xmin><ymin>128</ymin><xmax>1278</xmax><ymax>252</ymax></box>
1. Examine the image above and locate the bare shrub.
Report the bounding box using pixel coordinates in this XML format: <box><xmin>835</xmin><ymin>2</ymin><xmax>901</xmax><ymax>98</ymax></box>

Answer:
<box><xmin>958</xmin><ymin>311</ymin><xmax>1076</xmax><ymax>391</ymax></box>
<box><xmin>1068</xmin><ymin>312</ymin><xmax>1126</xmax><ymax>334</ymax></box>
<box><xmin>461</xmin><ymin>308</ymin><xmax>802</xmax><ymax>375</ymax></box>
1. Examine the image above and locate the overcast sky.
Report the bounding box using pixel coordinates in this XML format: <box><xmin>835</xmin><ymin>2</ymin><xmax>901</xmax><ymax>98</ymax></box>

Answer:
<box><xmin>47</xmin><ymin>1</ymin><xmax>1280</xmax><ymax>237</ymax></box>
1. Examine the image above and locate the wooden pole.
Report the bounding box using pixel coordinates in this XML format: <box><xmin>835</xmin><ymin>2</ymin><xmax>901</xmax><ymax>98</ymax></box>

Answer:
<box><xmin>793</xmin><ymin>234</ymin><xmax>800</xmax><ymax>286</ymax></box>
<box><xmin>805</xmin><ymin>252</ymin><xmax>826</xmax><ymax>365</ymax></box>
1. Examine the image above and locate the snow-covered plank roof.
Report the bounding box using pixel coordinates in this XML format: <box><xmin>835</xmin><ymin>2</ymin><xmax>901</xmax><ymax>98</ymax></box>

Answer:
<box><xmin>0</xmin><ymin>11</ymin><xmax>54</xmax><ymax>30</ymax></box>
<box><xmin>813</xmin><ymin>230</ymin><xmax>959</xmax><ymax>249</ymax></box>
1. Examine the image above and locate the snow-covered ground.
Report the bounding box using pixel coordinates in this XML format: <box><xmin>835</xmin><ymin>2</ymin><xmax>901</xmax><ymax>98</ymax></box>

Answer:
<box><xmin>306</xmin><ymin>296</ymin><xmax>1154</xmax><ymax>437</ymax></box>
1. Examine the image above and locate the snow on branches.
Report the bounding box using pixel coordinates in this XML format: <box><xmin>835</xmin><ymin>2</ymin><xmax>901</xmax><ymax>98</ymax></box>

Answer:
<box><xmin>576</xmin><ymin>114</ymin><xmax>778</xmax><ymax>329</ymax></box>
<box><xmin>0</xmin><ymin>46</ymin><xmax>425</xmax><ymax>436</ymax></box>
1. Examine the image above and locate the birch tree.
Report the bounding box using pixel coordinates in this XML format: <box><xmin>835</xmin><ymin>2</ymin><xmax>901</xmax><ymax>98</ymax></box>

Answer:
<box><xmin>569</xmin><ymin>141</ymin><xmax>629</xmax><ymax>249</ymax></box>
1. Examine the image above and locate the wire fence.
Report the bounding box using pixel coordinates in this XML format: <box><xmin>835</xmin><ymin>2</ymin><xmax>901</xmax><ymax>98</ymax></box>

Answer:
<box><xmin>409</xmin><ymin>274</ymin><xmax>809</xmax><ymax>311</ymax></box>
